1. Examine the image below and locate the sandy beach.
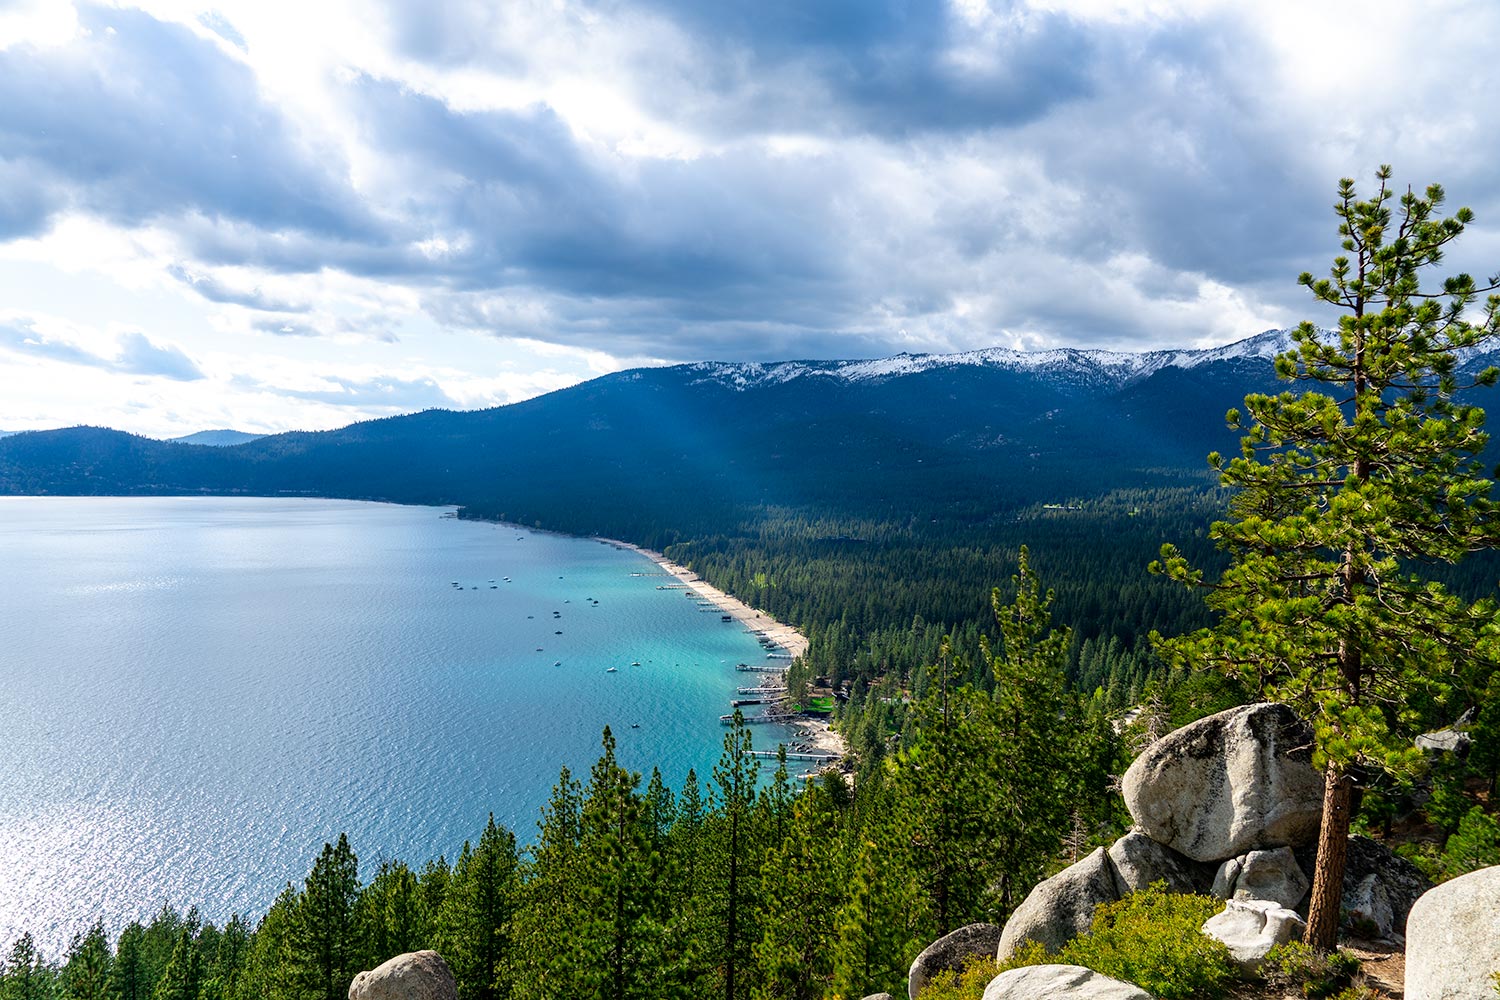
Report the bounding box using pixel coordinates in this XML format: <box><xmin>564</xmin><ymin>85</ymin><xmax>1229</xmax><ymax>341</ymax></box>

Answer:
<box><xmin>599</xmin><ymin>538</ymin><xmax>848</xmax><ymax>762</ymax></box>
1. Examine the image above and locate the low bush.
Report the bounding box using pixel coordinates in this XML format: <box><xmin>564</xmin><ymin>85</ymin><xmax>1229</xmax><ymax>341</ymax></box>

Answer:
<box><xmin>1051</xmin><ymin>885</ymin><xmax>1236</xmax><ymax>1000</ymax></box>
<box><xmin>1264</xmin><ymin>941</ymin><xmax>1362</xmax><ymax>999</ymax></box>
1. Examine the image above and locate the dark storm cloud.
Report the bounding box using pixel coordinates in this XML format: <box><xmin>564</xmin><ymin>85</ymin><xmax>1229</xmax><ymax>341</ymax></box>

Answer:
<box><xmin>623</xmin><ymin>0</ymin><xmax>1097</xmax><ymax>135</ymax></box>
<box><xmin>341</xmin><ymin>76</ymin><xmax>853</xmax><ymax>332</ymax></box>
<box><xmin>0</xmin><ymin>319</ymin><xmax>205</xmax><ymax>380</ymax></box>
<box><xmin>0</xmin><ymin>4</ymin><xmax>372</xmax><ymax>240</ymax></box>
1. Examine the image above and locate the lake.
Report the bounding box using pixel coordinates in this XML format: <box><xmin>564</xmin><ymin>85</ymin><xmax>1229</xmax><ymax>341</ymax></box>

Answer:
<box><xmin>0</xmin><ymin>497</ymin><xmax>796</xmax><ymax>951</ymax></box>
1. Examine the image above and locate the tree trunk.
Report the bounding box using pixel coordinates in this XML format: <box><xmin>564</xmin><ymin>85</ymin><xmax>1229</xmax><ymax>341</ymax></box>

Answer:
<box><xmin>1303</xmin><ymin>764</ymin><xmax>1354</xmax><ymax>950</ymax></box>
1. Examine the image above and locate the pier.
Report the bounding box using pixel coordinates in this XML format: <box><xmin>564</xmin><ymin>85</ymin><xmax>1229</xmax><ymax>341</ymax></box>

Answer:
<box><xmin>736</xmin><ymin>664</ymin><xmax>786</xmax><ymax>673</ymax></box>
<box><xmin>747</xmin><ymin>750</ymin><xmax>840</xmax><ymax>762</ymax></box>
<box><xmin>720</xmin><ymin>713</ymin><xmax>793</xmax><ymax>725</ymax></box>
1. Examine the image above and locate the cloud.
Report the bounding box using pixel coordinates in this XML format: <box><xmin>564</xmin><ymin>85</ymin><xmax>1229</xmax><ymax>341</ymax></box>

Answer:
<box><xmin>0</xmin><ymin>318</ymin><xmax>204</xmax><ymax>380</ymax></box>
<box><xmin>167</xmin><ymin>264</ymin><xmax>307</xmax><ymax>312</ymax></box>
<box><xmin>230</xmin><ymin>372</ymin><xmax>459</xmax><ymax>411</ymax></box>
<box><xmin>0</xmin><ymin>4</ymin><xmax>372</xmax><ymax>241</ymax></box>
<box><xmin>114</xmin><ymin>330</ymin><xmax>205</xmax><ymax>380</ymax></box>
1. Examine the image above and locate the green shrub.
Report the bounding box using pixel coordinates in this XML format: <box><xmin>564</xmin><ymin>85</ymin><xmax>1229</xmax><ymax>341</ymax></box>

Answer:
<box><xmin>915</xmin><ymin>954</ymin><xmax>1003</xmax><ymax>1000</ymax></box>
<box><xmin>1051</xmin><ymin>885</ymin><xmax>1236</xmax><ymax>1000</ymax></box>
<box><xmin>1265</xmin><ymin>941</ymin><xmax>1362</xmax><ymax>999</ymax></box>
<box><xmin>921</xmin><ymin>886</ymin><xmax>1238</xmax><ymax>1000</ymax></box>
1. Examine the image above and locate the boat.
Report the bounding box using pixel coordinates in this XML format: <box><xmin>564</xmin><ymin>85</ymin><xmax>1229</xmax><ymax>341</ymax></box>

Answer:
<box><xmin>554</xmin><ymin>661</ymin><xmax>561</xmax><ymax>666</ymax></box>
<box><xmin>606</xmin><ymin>666</ymin><xmax>618</xmax><ymax>673</ymax></box>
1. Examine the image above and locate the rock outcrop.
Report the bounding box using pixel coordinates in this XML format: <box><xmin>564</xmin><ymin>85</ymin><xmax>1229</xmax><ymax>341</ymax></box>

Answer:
<box><xmin>996</xmin><ymin>848</ymin><xmax>1118</xmax><ymax>961</ymax></box>
<box><xmin>981</xmin><ymin>964</ymin><xmax>1151</xmax><ymax>1000</ymax></box>
<box><xmin>908</xmin><ymin>923</ymin><xmax>1003</xmax><ymax>1000</ymax></box>
<box><xmin>1107</xmin><ymin>830</ymin><xmax>1213</xmax><ymax>897</ymax></box>
<box><xmin>1404</xmin><ymin>864</ymin><xmax>1500</xmax><ymax>1000</ymax></box>
<box><xmin>1121</xmin><ymin>703</ymin><xmax>1323</xmax><ymax>863</ymax></box>
<box><xmin>1211</xmin><ymin>846</ymin><xmax>1309</xmax><ymax>910</ymax></box>
<box><xmin>1201</xmin><ymin>898</ymin><xmax>1305</xmax><ymax>973</ymax></box>
<box><xmin>348</xmin><ymin>951</ymin><xmax>457</xmax><ymax>1000</ymax></box>
<box><xmin>1293</xmin><ymin>835</ymin><xmax>1432</xmax><ymax>940</ymax></box>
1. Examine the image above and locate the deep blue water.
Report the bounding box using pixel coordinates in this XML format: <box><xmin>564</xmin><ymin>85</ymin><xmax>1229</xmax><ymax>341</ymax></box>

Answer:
<box><xmin>0</xmin><ymin>497</ymin><xmax>794</xmax><ymax>951</ymax></box>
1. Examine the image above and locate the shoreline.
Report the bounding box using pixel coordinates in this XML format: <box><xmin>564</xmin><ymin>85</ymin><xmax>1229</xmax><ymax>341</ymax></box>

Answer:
<box><xmin>598</xmin><ymin>537</ymin><xmax>849</xmax><ymax>763</ymax></box>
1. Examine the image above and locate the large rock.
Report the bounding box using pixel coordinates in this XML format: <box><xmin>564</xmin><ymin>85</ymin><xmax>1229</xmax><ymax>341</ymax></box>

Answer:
<box><xmin>1404</xmin><ymin>864</ymin><xmax>1500</xmax><ymax>1000</ymax></box>
<box><xmin>1107</xmin><ymin>831</ymin><xmax>1214</xmax><ymax>897</ymax></box>
<box><xmin>996</xmin><ymin>847</ymin><xmax>1119</xmax><ymax>960</ymax></box>
<box><xmin>1201</xmin><ymin>898</ymin><xmax>1305</xmax><ymax>973</ymax></box>
<box><xmin>349</xmin><ymin>951</ymin><xmax>457</xmax><ymax>1000</ymax></box>
<box><xmin>1415</xmin><ymin>728</ymin><xmax>1471</xmax><ymax>755</ymax></box>
<box><xmin>1293</xmin><ymin>836</ymin><xmax>1433</xmax><ymax>939</ymax></box>
<box><xmin>908</xmin><ymin>923</ymin><xmax>1003</xmax><ymax>1000</ymax></box>
<box><xmin>1211</xmin><ymin>847</ymin><xmax>1309</xmax><ymax>909</ymax></box>
<box><xmin>1121</xmin><ymin>702</ymin><xmax>1323</xmax><ymax>863</ymax></box>
<box><xmin>982</xmin><ymin>964</ymin><xmax>1151</xmax><ymax>1000</ymax></box>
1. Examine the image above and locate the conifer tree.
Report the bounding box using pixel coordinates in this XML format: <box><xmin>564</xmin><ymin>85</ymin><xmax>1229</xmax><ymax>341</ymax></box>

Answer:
<box><xmin>750</xmin><ymin>788</ymin><xmax>842</xmax><ymax>1000</ymax></box>
<box><xmin>152</xmin><ymin>929</ymin><xmax>201</xmax><ymax>1000</ymax></box>
<box><xmin>110</xmin><ymin>924</ymin><xmax>149</xmax><ymax>1000</ymax></box>
<box><xmin>1154</xmin><ymin>167</ymin><xmax>1500</xmax><ymax>948</ymax></box>
<box><xmin>982</xmin><ymin>546</ymin><xmax>1091</xmax><ymax>914</ymax></box>
<box><xmin>510</xmin><ymin>767</ymin><xmax>583</xmax><ymax>1000</ymax></box>
<box><xmin>62</xmin><ymin>920</ymin><xmax>110</xmax><ymax>1000</ymax></box>
<box><xmin>439</xmin><ymin>816</ymin><xmax>519</xmax><ymax>999</ymax></box>
<box><xmin>234</xmin><ymin>887</ymin><xmax>297</xmax><ymax>1000</ymax></box>
<box><xmin>415</xmin><ymin>858</ymin><xmax>452</xmax><ymax>947</ymax></box>
<box><xmin>2</xmin><ymin>932</ymin><xmax>55</xmax><ymax>1000</ymax></box>
<box><xmin>572</xmin><ymin>728</ymin><xmax>666</xmax><ymax>1000</ymax></box>
<box><xmin>893</xmin><ymin>641</ymin><xmax>996</xmax><ymax>932</ymax></box>
<box><xmin>294</xmin><ymin>835</ymin><xmax>362</xmax><ymax>999</ymax></box>
<box><xmin>709</xmin><ymin>712</ymin><xmax>761</xmax><ymax>1000</ymax></box>
<box><xmin>201</xmin><ymin>915</ymin><xmax>248</xmax><ymax>1000</ymax></box>
<box><xmin>828</xmin><ymin>809</ymin><xmax>923</xmax><ymax>1000</ymax></box>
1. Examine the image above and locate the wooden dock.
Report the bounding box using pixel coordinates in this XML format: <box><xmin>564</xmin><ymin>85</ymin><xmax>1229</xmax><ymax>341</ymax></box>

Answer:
<box><xmin>720</xmin><ymin>713</ymin><xmax>793</xmax><ymax>725</ymax></box>
<box><xmin>748</xmin><ymin>749</ymin><xmax>840</xmax><ymax>762</ymax></box>
<box><xmin>736</xmin><ymin>664</ymin><xmax>786</xmax><ymax>673</ymax></box>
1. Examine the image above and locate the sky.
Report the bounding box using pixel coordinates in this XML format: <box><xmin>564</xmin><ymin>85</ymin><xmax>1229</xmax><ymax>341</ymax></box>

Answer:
<box><xmin>3</xmin><ymin>0</ymin><xmax>1500</xmax><ymax>437</ymax></box>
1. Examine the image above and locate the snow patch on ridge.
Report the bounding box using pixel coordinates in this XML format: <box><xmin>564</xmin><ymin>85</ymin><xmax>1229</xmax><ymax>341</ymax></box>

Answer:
<box><xmin>687</xmin><ymin>329</ymin><xmax>1299</xmax><ymax>392</ymax></box>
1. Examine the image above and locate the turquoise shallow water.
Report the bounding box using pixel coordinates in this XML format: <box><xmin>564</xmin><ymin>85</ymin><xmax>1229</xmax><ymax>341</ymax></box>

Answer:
<box><xmin>0</xmin><ymin>497</ymin><xmax>796</xmax><ymax>951</ymax></box>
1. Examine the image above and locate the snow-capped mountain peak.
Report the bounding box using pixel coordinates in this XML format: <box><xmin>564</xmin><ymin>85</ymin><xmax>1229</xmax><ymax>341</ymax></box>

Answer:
<box><xmin>685</xmin><ymin>329</ymin><xmax>1299</xmax><ymax>392</ymax></box>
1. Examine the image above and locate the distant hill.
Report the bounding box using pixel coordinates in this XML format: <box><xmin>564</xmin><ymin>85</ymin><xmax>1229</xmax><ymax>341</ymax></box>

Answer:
<box><xmin>5</xmin><ymin>329</ymin><xmax>1491</xmax><ymax>548</ymax></box>
<box><xmin>0</xmin><ymin>330</ymin><xmax>1305</xmax><ymax>535</ymax></box>
<box><xmin>168</xmin><ymin>429</ymin><xmax>266</xmax><ymax>447</ymax></box>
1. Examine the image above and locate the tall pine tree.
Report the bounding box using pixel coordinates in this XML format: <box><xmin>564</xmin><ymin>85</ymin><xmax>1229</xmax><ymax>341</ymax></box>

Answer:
<box><xmin>293</xmin><ymin>835</ymin><xmax>362</xmax><ymax>999</ymax></box>
<box><xmin>1155</xmin><ymin>167</ymin><xmax>1500</xmax><ymax>948</ymax></box>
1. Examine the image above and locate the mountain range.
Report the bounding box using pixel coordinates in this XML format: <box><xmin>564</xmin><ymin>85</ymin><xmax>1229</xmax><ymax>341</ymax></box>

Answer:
<box><xmin>5</xmin><ymin>328</ymin><xmax>1488</xmax><ymax>546</ymax></box>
